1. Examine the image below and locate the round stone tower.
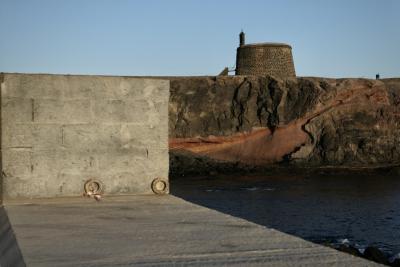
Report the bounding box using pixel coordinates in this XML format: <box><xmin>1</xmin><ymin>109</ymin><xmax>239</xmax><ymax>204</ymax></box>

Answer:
<box><xmin>235</xmin><ymin>32</ymin><xmax>296</xmax><ymax>78</ymax></box>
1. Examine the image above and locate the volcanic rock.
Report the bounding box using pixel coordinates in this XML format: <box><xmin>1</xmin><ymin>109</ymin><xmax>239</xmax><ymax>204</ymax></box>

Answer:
<box><xmin>363</xmin><ymin>246</ymin><xmax>390</xmax><ymax>265</ymax></box>
<box><xmin>169</xmin><ymin>76</ymin><xmax>400</xmax><ymax>175</ymax></box>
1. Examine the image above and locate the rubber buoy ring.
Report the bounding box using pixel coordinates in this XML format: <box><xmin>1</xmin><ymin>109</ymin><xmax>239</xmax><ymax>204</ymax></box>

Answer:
<box><xmin>84</xmin><ymin>179</ymin><xmax>104</xmax><ymax>195</ymax></box>
<box><xmin>151</xmin><ymin>178</ymin><xmax>169</xmax><ymax>195</ymax></box>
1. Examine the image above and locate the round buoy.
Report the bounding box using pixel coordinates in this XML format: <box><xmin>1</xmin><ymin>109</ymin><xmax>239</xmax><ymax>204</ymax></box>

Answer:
<box><xmin>151</xmin><ymin>178</ymin><xmax>169</xmax><ymax>195</ymax></box>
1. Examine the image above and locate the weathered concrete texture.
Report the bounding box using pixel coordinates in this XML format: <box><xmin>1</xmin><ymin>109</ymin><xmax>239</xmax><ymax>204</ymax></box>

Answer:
<box><xmin>169</xmin><ymin>76</ymin><xmax>400</xmax><ymax>174</ymax></box>
<box><xmin>4</xmin><ymin>196</ymin><xmax>381</xmax><ymax>267</ymax></box>
<box><xmin>1</xmin><ymin>73</ymin><xmax>169</xmax><ymax>200</ymax></box>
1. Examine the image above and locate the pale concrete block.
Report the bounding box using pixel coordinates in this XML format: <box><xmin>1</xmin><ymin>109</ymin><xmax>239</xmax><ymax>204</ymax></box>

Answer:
<box><xmin>1</xmin><ymin>74</ymin><xmax>64</xmax><ymax>99</ymax></box>
<box><xmin>31</xmin><ymin>150</ymin><xmax>98</xmax><ymax>177</ymax></box>
<box><xmin>61</xmin><ymin>124</ymin><xmax>121</xmax><ymax>151</ymax></box>
<box><xmin>125</xmin><ymin>100</ymin><xmax>151</xmax><ymax>123</ymax></box>
<box><xmin>2</xmin><ymin>149</ymin><xmax>32</xmax><ymax>178</ymax></box>
<box><xmin>55</xmin><ymin>170</ymin><xmax>100</xmax><ymax>196</ymax></box>
<box><xmin>112</xmin><ymin>78</ymin><xmax>147</xmax><ymax>99</ymax></box>
<box><xmin>145</xmin><ymin>79</ymin><xmax>170</xmax><ymax>101</ymax></box>
<box><xmin>97</xmin><ymin>148</ymin><xmax>148</xmax><ymax>172</ymax></box>
<box><xmin>117</xmin><ymin>78</ymin><xmax>169</xmax><ymax>100</ymax></box>
<box><xmin>93</xmin><ymin>99</ymin><xmax>150</xmax><ymax>123</ymax></box>
<box><xmin>2</xmin><ymin>97</ymin><xmax>33</xmax><ymax>123</ymax></box>
<box><xmin>61</xmin><ymin>124</ymin><xmax>98</xmax><ymax>151</ymax></box>
<box><xmin>1</xmin><ymin>74</ymin><xmax>169</xmax><ymax>199</ymax></box>
<box><xmin>2</xmin><ymin>124</ymin><xmax>62</xmax><ymax>150</ymax></box>
<box><xmin>122</xmin><ymin>124</ymin><xmax>168</xmax><ymax>149</ymax></box>
<box><xmin>105</xmin><ymin>171</ymin><xmax>153</xmax><ymax>194</ymax></box>
<box><xmin>147</xmin><ymin>100</ymin><xmax>169</xmax><ymax>128</ymax></box>
<box><xmin>144</xmin><ymin>148</ymin><xmax>169</xmax><ymax>175</ymax></box>
<box><xmin>32</xmin><ymin>124</ymin><xmax>63</xmax><ymax>150</ymax></box>
<box><xmin>86</xmin><ymin>77</ymin><xmax>130</xmax><ymax>99</ymax></box>
<box><xmin>52</xmin><ymin>169</ymin><xmax>152</xmax><ymax>196</ymax></box>
<box><xmin>3</xmin><ymin>171</ymin><xmax>98</xmax><ymax>198</ymax></box>
<box><xmin>2</xmin><ymin>124</ymin><xmax>33</xmax><ymax>149</ymax></box>
<box><xmin>34</xmin><ymin>99</ymin><xmax>91</xmax><ymax>123</ymax></box>
<box><xmin>98</xmin><ymin>148</ymin><xmax>168</xmax><ymax>182</ymax></box>
<box><xmin>106</xmin><ymin>123</ymin><xmax>167</xmax><ymax>150</ymax></box>
<box><xmin>92</xmin><ymin>77</ymin><xmax>168</xmax><ymax>100</ymax></box>
<box><xmin>61</xmin><ymin>76</ymin><xmax>94</xmax><ymax>99</ymax></box>
<box><xmin>93</xmin><ymin>99</ymin><xmax>127</xmax><ymax>122</ymax></box>
<box><xmin>154</xmin><ymin>99</ymin><xmax>170</xmax><ymax>118</ymax></box>
<box><xmin>3</xmin><ymin>177</ymin><xmax>45</xmax><ymax>199</ymax></box>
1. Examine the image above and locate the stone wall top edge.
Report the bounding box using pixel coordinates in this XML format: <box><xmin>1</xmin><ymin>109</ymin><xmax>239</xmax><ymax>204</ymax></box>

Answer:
<box><xmin>238</xmin><ymin>42</ymin><xmax>292</xmax><ymax>49</ymax></box>
<box><xmin>0</xmin><ymin>72</ymin><xmax>170</xmax><ymax>84</ymax></box>
<box><xmin>1</xmin><ymin>72</ymin><xmax>396</xmax><ymax>81</ymax></box>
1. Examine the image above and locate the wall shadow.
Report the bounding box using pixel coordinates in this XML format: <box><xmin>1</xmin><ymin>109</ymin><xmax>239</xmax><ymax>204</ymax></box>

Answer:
<box><xmin>170</xmin><ymin>173</ymin><xmax>400</xmax><ymax>255</ymax></box>
<box><xmin>0</xmin><ymin>207</ymin><xmax>26</xmax><ymax>267</ymax></box>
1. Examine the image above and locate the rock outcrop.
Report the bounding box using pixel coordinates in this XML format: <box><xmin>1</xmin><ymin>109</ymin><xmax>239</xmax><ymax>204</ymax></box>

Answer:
<box><xmin>169</xmin><ymin>76</ymin><xmax>400</xmax><ymax>175</ymax></box>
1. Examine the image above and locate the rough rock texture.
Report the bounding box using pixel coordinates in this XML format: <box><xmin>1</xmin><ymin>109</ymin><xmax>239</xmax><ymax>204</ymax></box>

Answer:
<box><xmin>236</xmin><ymin>43</ymin><xmax>296</xmax><ymax>78</ymax></box>
<box><xmin>169</xmin><ymin>76</ymin><xmax>400</xmax><ymax>175</ymax></box>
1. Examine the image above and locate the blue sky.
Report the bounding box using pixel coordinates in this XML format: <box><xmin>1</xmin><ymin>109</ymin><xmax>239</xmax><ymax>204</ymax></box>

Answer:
<box><xmin>0</xmin><ymin>0</ymin><xmax>399</xmax><ymax>78</ymax></box>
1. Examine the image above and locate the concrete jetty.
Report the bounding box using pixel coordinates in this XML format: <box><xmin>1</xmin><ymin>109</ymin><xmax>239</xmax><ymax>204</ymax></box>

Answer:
<box><xmin>2</xmin><ymin>195</ymin><xmax>381</xmax><ymax>266</ymax></box>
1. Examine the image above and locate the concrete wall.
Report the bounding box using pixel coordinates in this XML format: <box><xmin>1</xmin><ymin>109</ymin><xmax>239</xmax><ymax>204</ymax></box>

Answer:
<box><xmin>0</xmin><ymin>73</ymin><xmax>169</xmax><ymax>200</ymax></box>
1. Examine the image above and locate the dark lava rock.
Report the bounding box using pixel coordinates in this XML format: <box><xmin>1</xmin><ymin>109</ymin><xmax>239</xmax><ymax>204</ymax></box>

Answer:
<box><xmin>388</xmin><ymin>166</ymin><xmax>400</xmax><ymax>176</ymax></box>
<box><xmin>391</xmin><ymin>258</ymin><xmax>400</xmax><ymax>267</ymax></box>
<box><xmin>169</xmin><ymin>76</ymin><xmax>400</xmax><ymax>171</ymax></box>
<box><xmin>169</xmin><ymin>150</ymin><xmax>257</xmax><ymax>178</ymax></box>
<box><xmin>337</xmin><ymin>244</ymin><xmax>363</xmax><ymax>257</ymax></box>
<box><xmin>363</xmin><ymin>246</ymin><xmax>390</xmax><ymax>265</ymax></box>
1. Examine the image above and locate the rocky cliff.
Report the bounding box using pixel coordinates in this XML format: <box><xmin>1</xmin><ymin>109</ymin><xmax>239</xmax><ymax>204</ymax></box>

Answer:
<box><xmin>168</xmin><ymin>76</ymin><xmax>400</xmax><ymax>175</ymax></box>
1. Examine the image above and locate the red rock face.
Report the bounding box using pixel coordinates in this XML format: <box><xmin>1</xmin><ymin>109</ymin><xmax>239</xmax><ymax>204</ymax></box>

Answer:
<box><xmin>170</xmin><ymin>122</ymin><xmax>308</xmax><ymax>165</ymax></box>
<box><xmin>168</xmin><ymin>76</ymin><xmax>400</xmax><ymax>173</ymax></box>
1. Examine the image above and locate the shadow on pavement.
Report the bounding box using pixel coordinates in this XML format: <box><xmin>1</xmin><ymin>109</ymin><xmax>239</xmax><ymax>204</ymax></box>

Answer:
<box><xmin>0</xmin><ymin>207</ymin><xmax>26</xmax><ymax>267</ymax></box>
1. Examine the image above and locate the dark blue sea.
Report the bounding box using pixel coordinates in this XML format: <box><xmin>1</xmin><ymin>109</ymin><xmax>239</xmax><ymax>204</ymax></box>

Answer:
<box><xmin>172</xmin><ymin>174</ymin><xmax>400</xmax><ymax>257</ymax></box>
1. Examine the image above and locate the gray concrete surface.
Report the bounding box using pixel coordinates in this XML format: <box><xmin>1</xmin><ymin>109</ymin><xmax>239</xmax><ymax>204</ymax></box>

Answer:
<box><xmin>4</xmin><ymin>195</ymin><xmax>381</xmax><ymax>266</ymax></box>
<box><xmin>0</xmin><ymin>207</ymin><xmax>24</xmax><ymax>267</ymax></box>
<box><xmin>0</xmin><ymin>73</ymin><xmax>169</xmax><ymax>200</ymax></box>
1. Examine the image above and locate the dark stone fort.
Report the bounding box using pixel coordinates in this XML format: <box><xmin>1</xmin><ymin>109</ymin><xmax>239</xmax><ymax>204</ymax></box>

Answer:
<box><xmin>235</xmin><ymin>31</ymin><xmax>296</xmax><ymax>78</ymax></box>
